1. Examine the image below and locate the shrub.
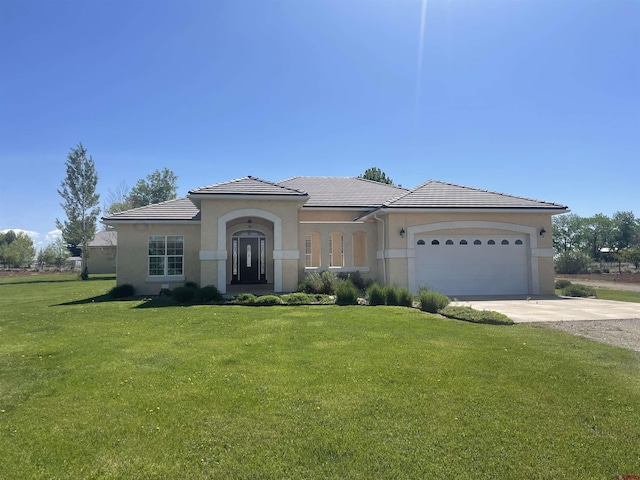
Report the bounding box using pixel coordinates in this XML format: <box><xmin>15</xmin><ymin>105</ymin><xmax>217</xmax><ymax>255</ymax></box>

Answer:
<box><xmin>561</xmin><ymin>284</ymin><xmax>596</xmax><ymax>297</ymax></box>
<box><xmin>384</xmin><ymin>285</ymin><xmax>400</xmax><ymax>306</ymax></box>
<box><xmin>185</xmin><ymin>281</ymin><xmax>198</xmax><ymax>289</ymax></box>
<box><xmin>253</xmin><ymin>295</ymin><xmax>283</xmax><ymax>306</ymax></box>
<box><xmin>397</xmin><ymin>288</ymin><xmax>414</xmax><ymax>307</ymax></box>
<box><xmin>195</xmin><ymin>285</ymin><xmax>222</xmax><ymax>303</ymax></box>
<box><xmin>336</xmin><ymin>280</ymin><xmax>359</xmax><ymax>305</ymax></box>
<box><xmin>281</xmin><ymin>292</ymin><xmax>332</xmax><ymax>305</ymax></box>
<box><xmin>337</xmin><ymin>271</ymin><xmax>370</xmax><ymax>291</ymax></box>
<box><xmin>109</xmin><ymin>284</ymin><xmax>135</xmax><ymax>299</ymax></box>
<box><xmin>555</xmin><ymin>252</ymin><xmax>591</xmax><ymax>274</ymax></box>
<box><xmin>554</xmin><ymin>279</ymin><xmax>572</xmax><ymax>289</ymax></box>
<box><xmin>367</xmin><ymin>283</ymin><xmax>386</xmax><ymax>306</ymax></box>
<box><xmin>233</xmin><ymin>293</ymin><xmax>258</xmax><ymax>304</ymax></box>
<box><xmin>320</xmin><ymin>271</ymin><xmax>339</xmax><ymax>295</ymax></box>
<box><xmin>440</xmin><ymin>306</ymin><xmax>513</xmax><ymax>325</ymax></box>
<box><xmin>418</xmin><ymin>289</ymin><xmax>450</xmax><ymax>313</ymax></box>
<box><xmin>172</xmin><ymin>286</ymin><xmax>196</xmax><ymax>303</ymax></box>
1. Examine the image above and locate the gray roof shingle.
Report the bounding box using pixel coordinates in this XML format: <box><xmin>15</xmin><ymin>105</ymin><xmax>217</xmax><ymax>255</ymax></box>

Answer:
<box><xmin>277</xmin><ymin>176</ymin><xmax>408</xmax><ymax>208</ymax></box>
<box><xmin>189</xmin><ymin>176</ymin><xmax>307</xmax><ymax>197</ymax></box>
<box><xmin>386</xmin><ymin>180</ymin><xmax>567</xmax><ymax>210</ymax></box>
<box><xmin>103</xmin><ymin>197</ymin><xmax>201</xmax><ymax>222</ymax></box>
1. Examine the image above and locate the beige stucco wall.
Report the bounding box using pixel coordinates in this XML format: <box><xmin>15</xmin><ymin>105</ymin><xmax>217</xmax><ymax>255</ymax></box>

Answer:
<box><xmin>114</xmin><ymin>222</ymin><xmax>201</xmax><ymax>296</ymax></box>
<box><xmin>296</xmin><ymin>209</ymin><xmax>380</xmax><ymax>284</ymax></box>
<box><xmin>379</xmin><ymin>210</ymin><xmax>557</xmax><ymax>295</ymax></box>
<box><xmin>198</xmin><ymin>198</ymin><xmax>305</xmax><ymax>292</ymax></box>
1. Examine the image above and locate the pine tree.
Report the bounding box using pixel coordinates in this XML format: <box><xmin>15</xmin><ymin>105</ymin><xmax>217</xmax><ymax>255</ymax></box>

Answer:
<box><xmin>56</xmin><ymin>143</ymin><xmax>100</xmax><ymax>279</ymax></box>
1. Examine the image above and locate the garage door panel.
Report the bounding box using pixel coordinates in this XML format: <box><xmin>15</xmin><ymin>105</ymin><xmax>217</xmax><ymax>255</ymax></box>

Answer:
<box><xmin>414</xmin><ymin>234</ymin><xmax>529</xmax><ymax>296</ymax></box>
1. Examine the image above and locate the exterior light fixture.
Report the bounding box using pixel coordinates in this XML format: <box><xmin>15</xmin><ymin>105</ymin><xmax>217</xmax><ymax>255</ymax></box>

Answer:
<box><xmin>539</xmin><ymin>228</ymin><xmax>546</xmax><ymax>237</ymax></box>
<box><xmin>247</xmin><ymin>218</ymin><xmax>253</xmax><ymax>229</ymax></box>
<box><xmin>400</xmin><ymin>228</ymin><xmax>406</xmax><ymax>238</ymax></box>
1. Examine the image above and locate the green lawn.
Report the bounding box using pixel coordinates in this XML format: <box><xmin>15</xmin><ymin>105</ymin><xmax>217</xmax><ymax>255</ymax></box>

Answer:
<box><xmin>1</xmin><ymin>274</ymin><xmax>639</xmax><ymax>479</ymax></box>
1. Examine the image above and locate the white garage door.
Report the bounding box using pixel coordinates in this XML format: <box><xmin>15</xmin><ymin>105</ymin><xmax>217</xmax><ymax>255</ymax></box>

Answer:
<box><xmin>414</xmin><ymin>234</ymin><xmax>529</xmax><ymax>296</ymax></box>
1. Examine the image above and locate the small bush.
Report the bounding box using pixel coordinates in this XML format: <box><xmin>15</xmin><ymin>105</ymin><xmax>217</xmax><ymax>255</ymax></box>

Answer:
<box><xmin>253</xmin><ymin>295</ymin><xmax>283</xmax><ymax>306</ymax></box>
<box><xmin>336</xmin><ymin>280</ymin><xmax>359</xmax><ymax>305</ymax></box>
<box><xmin>384</xmin><ymin>285</ymin><xmax>400</xmax><ymax>306</ymax></box>
<box><xmin>298</xmin><ymin>271</ymin><xmax>339</xmax><ymax>295</ymax></box>
<box><xmin>367</xmin><ymin>283</ymin><xmax>386</xmax><ymax>306</ymax></box>
<box><xmin>418</xmin><ymin>289</ymin><xmax>450</xmax><ymax>313</ymax></box>
<box><xmin>397</xmin><ymin>288</ymin><xmax>414</xmax><ymax>307</ymax></box>
<box><xmin>185</xmin><ymin>281</ymin><xmax>198</xmax><ymax>289</ymax></box>
<box><xmin>195</xmin><ymin>285</ymin><xmax>222</xmax><ymax>303</ymax></box>
<box><xmin>109</xmin><ymin>284</ymin><xmax>135</xmax><ymax>299</ymax></box>
<box><xmin>172</xmin><ymin>286</ymin><xmax>196</xmax><ymax>303</ymax></box>
<box><xmin>281</xmin><ymin>293</ymin><xmax>333</xmax><ymax>305</ymax></box>
<box><xmin>440</xmin><ymin>306</ymin><xmax>513</xmax><ymax>325</ymax></box>
<box><xmin>337</xmin><ymin>271</ymin><xmax>370</xmax><ymax>291</ymax></box>
<box><xmin>555</xmin><ymin>279</ymin><xmax>572</xmax><ymax>289</ymax></box>
<box><xmin>555</xmin><ymin>252</ymin><xmax>591</xmax><ymax>274</ymax></box>
<box><xmin>561</xmin><ymin>284</ymin><xmax>597</xmax><ymax>297</ymax></box>
<box><xmin>233</xmin><ymin>293</ymin><xmax>258</xmax><ymax>304</ymax></box>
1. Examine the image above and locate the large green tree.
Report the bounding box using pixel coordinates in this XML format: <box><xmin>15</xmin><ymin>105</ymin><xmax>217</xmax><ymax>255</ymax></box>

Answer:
<box><xmin>128</xmin><ymin>168</ymin><xmax>178</xmax><ymax>208</ymax></box>
<box><xmin>358</xmin><ymin>167</ymin><xmax>393</xmax><ymax>185</ymax></box>
<box><xmin>0</xmin><ymin>231</ymin><xmax>36</xmax><ymax>268</ymax></box>
<box><xmin>55</xmin><ymin>143</ymin><xmax>100</xmax><ymax>279</ymax></box>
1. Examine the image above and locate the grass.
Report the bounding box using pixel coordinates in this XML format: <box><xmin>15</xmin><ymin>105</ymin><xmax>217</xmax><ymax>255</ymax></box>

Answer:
<box><xmin>555</xmin><ymin>285</ymin><xmax>640</xmax><ymax>303</ymax></box>
<box><xmin>1</xmin><ymin>274</ymin><xmax>640</xmax><ymax>479</ymax></box>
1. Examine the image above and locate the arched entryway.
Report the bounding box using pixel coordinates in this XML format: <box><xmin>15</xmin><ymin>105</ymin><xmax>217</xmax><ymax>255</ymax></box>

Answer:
<box><xmin>231</xmin><ymin>230</ymin><xmax>267</xmax><ymax>284</ymax></box>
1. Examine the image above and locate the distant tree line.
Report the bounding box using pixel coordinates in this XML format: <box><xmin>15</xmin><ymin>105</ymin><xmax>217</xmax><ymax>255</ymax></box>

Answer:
<box><xmin>553</xmin><ymin>212</ymin><xmax>640</xmax><ymax>274</ymax></box>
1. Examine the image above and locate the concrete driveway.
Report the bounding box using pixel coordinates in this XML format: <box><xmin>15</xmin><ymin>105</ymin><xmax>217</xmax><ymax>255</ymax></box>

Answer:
<box><xmin>451</xmin><ymin>296</ymin><xmax>640</xmax><ymax>323</ymax></box>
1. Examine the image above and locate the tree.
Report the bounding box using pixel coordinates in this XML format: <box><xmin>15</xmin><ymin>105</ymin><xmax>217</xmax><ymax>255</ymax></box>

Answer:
<box><xmin>55</xmin><ymin>143</ymin><xmax>100</xmax><ymax>279</ymax></box>
<box><xmin>358</xmin><ymin>167</ymin><xmax>393</xmax><ymax>185</ymax></box>
<box><xmin>552</xmin><ymin>213</ymin><xmax>583</xmax><ymax>255</ymax></box>
<box><xmin>103</xmin><ymin>181</ymin><xmax>133</xmax><ymax>216</ymax></box>
<box><xmin>578</xmin><ymin>214</ymin><xmax>614</xmax><ymax>261</ymax></box>
<box><xmin>37</xmin><ymin>237</ymin><xmax>68</xmax><ymax>269</ymax></box>
<box><xmin>128</xmin><ymin>168</ymin><xmax>178</xmax><ymax>208</ymax></box>
<box><xmin>0</xmin><ymin>231</ymin><xmax>36</xmax><ymax>268</ymax></box>
<box><xmin>612</xmin><ymin>211</ymin><xmax>639</xmax><ymax>251</ymax></box>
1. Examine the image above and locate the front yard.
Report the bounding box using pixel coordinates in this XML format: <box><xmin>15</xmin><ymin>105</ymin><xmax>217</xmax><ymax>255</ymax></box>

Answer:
<box><xmin>1</xmin><ymin>275</ymin><xmax>639</xmax><ymax>478</ymax></box>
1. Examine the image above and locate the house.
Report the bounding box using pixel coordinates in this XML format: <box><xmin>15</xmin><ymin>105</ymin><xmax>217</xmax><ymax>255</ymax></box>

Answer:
<box><xmin>84</xmin><ymin>230</ymin><xmax>118</xmax><ymax>274</ymax></box>
<box><xmin>102</xmin><ymin>176</ymin><xmax>567</xmax><ymax>297</ymax></box>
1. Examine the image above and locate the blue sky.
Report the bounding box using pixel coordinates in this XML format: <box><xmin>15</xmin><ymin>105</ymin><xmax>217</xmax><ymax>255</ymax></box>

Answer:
<box><xmin>1</xmin><ymin>0</ymin><xmax>638</xmax><ymax>248</ymax></box>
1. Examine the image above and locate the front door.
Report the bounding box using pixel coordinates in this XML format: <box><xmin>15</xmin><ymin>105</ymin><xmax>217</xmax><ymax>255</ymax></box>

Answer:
<box><xmin>232</xmin><ymin>232</ymin><xmax>267</xmax><ymax>284</ymax></box>
<box><xmin>239</xmin><ymin>237</ymin><xmax>259</xmax><ymax>283</ymax></box>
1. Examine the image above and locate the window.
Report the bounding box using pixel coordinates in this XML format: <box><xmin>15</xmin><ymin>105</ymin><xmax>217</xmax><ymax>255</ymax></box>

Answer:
<box><xmin>305</xmin><ymin>235</ymin><xmax>312</xmax><ymax>267</ymax></box>
<box><xmin>460</xmin><ymin>239</ymin><xmax>468</xmax><ymax>245</ymax></box>
<box><xmin>148</xmin><ymin>236</ymin><xmax>184</xmax><ymax>276</ymax></box>
<box><xmin>445</xmin><ymin>239</ymin><xmax>454</xmax><ymax>245</ymax></box>
<box><xmin>329</xmin><ymin>232</ymin><xmax>344</xmax><ymax>267</ymax></box>
<box><xmin>427</xmin><ymin>240</ymin><xmax>436</xmax><ymax>245</ymax></box>
<box><xmin>474</xmin><ymin>239</ymin><xmax>482</xmax><ymax>245</ymax></box>
<box><xmin>501</xmin><ymin>239</ymin><xmax>509</xmax><ymax>245</ymax></box>
<box><xmin>488</xmin><ymin>239</ymin><xmax>496</xmax><ymax>245</ymax></box>
<box><xmin>515</xmin><ymin>239</ymin><xmax>523</xmax><ymax>245</ymax></box>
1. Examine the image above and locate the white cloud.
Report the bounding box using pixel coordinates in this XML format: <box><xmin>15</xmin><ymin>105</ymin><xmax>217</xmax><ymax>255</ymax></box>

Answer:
<box><xmin>46</xmin><ymin>229</ymin><xmax>62</xmax><ymax>242</ymax></box>
<box><xmin>1</xmin><ymin>228</ymin><xmax>40</xmax><ymax>240</ymax></box>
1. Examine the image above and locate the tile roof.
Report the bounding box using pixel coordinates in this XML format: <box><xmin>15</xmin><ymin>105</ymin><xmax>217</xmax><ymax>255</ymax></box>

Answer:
<box><xmin>189</xmin><ymin>176</ymin><xmax>307</xmax><ymax>197</ymax></box>
<box><xmin>385</xmin><ymin>180</ymin><xmax>567</xmax><ymax>210</ymax></box>
<box><xmin>102</xmin><ymin>197</ymin><xmax>201</xmax><ymax>222</ymax></box>
<box><xmin>278</xmin><ymin>176</ymin><xmax>408</xmax><ymax>208</ymax></box>
<box><xmin>88</xmin><ymin>230</ymin><xmax>117</xmax><ymax>247</ymax></box>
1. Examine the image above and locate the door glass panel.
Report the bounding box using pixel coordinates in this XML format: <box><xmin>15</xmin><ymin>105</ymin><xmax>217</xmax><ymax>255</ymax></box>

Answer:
<box><xmin>246</xmin><ymin>244</ymin><xmax>251</xmax><ymax>267</ymax></box>
<box><xmin>260</xmin><ymin>238</ymin><xmax>265</xmax><ymax>275</ymax></box>
<box><xmin>232</xmin><ymin>239</ymin><xmax>238</xmax><ymax>276</ymax></box>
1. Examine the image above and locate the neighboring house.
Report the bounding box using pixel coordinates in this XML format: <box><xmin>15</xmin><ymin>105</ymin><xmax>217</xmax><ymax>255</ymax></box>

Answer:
<box><xmin>85</xmin><ymin>230</ymin><xmax>117</xmax><ymax>274</ymax></box>
<box><xmin>102</xmin><ymin>176</ymin><xmax>567</xmax><ymax>296</ymax></box>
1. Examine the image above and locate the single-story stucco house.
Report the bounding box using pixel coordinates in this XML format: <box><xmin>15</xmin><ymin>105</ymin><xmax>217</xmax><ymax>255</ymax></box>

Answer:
<box><xmin>102</xmin><ymin>176</ymin><xmax>567</xmax><ymax>297</ymax></box>
<box><xmin>84</xmin><ymin>230</ymin><xmax>118</xmax><ymax>274</ymax></box>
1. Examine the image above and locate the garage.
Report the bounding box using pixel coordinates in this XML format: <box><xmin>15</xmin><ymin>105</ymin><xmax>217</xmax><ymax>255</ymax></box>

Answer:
<box><xmin>414</xmin><ymin>234</ymin><xmax>530</xmax><ymax>296</ymax></box>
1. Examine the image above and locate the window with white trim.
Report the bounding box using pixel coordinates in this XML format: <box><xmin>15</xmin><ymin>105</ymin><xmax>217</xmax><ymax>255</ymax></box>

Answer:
<box><xmin>329</xmin><ymin>232</ymin><xmax>344</xmax><ymax>267</ymax></box>
<box><xmin>305</xmin><ymin>235</ymin><xmax>312</xmax><ymax>267</ymax></box>
<box><xmin>148</xmin><ymin>235</ymin><xmax>184</xmax><ymax>276</ymax></box>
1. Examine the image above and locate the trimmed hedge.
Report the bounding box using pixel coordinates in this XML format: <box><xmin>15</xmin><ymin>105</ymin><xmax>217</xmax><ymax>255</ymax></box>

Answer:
<box><xmin>561</xmin><ymin>284</ymin><xmax>597</xmax><ymax>297</ymax></box>
<box><xmin>367</xmin><ymin>283</ymin><xmax>386</xmax><ymax>306</ymax></box>
<box><xmin>440</xmin><ymin>306</ymin><xmax>513</xmax><ymax>325</ymax></box>
<box><xmin>172</xmin><ymin>286</ymin><xmax>196</xmax><ymax>303</ymax></box>
<box><xmin>195</xmin><ymin>285</ymin><xmax>223</xmax><ymax>303</ymax></box>
<box><xmin>555</xmin><ymin>279</ymin><xmax>572</xmax><ymax>289</ymax></box>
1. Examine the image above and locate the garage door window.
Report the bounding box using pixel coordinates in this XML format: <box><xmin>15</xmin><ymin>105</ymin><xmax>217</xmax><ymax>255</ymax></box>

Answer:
<box><xmin>446</xmin><ymin>239</ymin><xmax>453</xmax><ymax>245</ymax></box>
